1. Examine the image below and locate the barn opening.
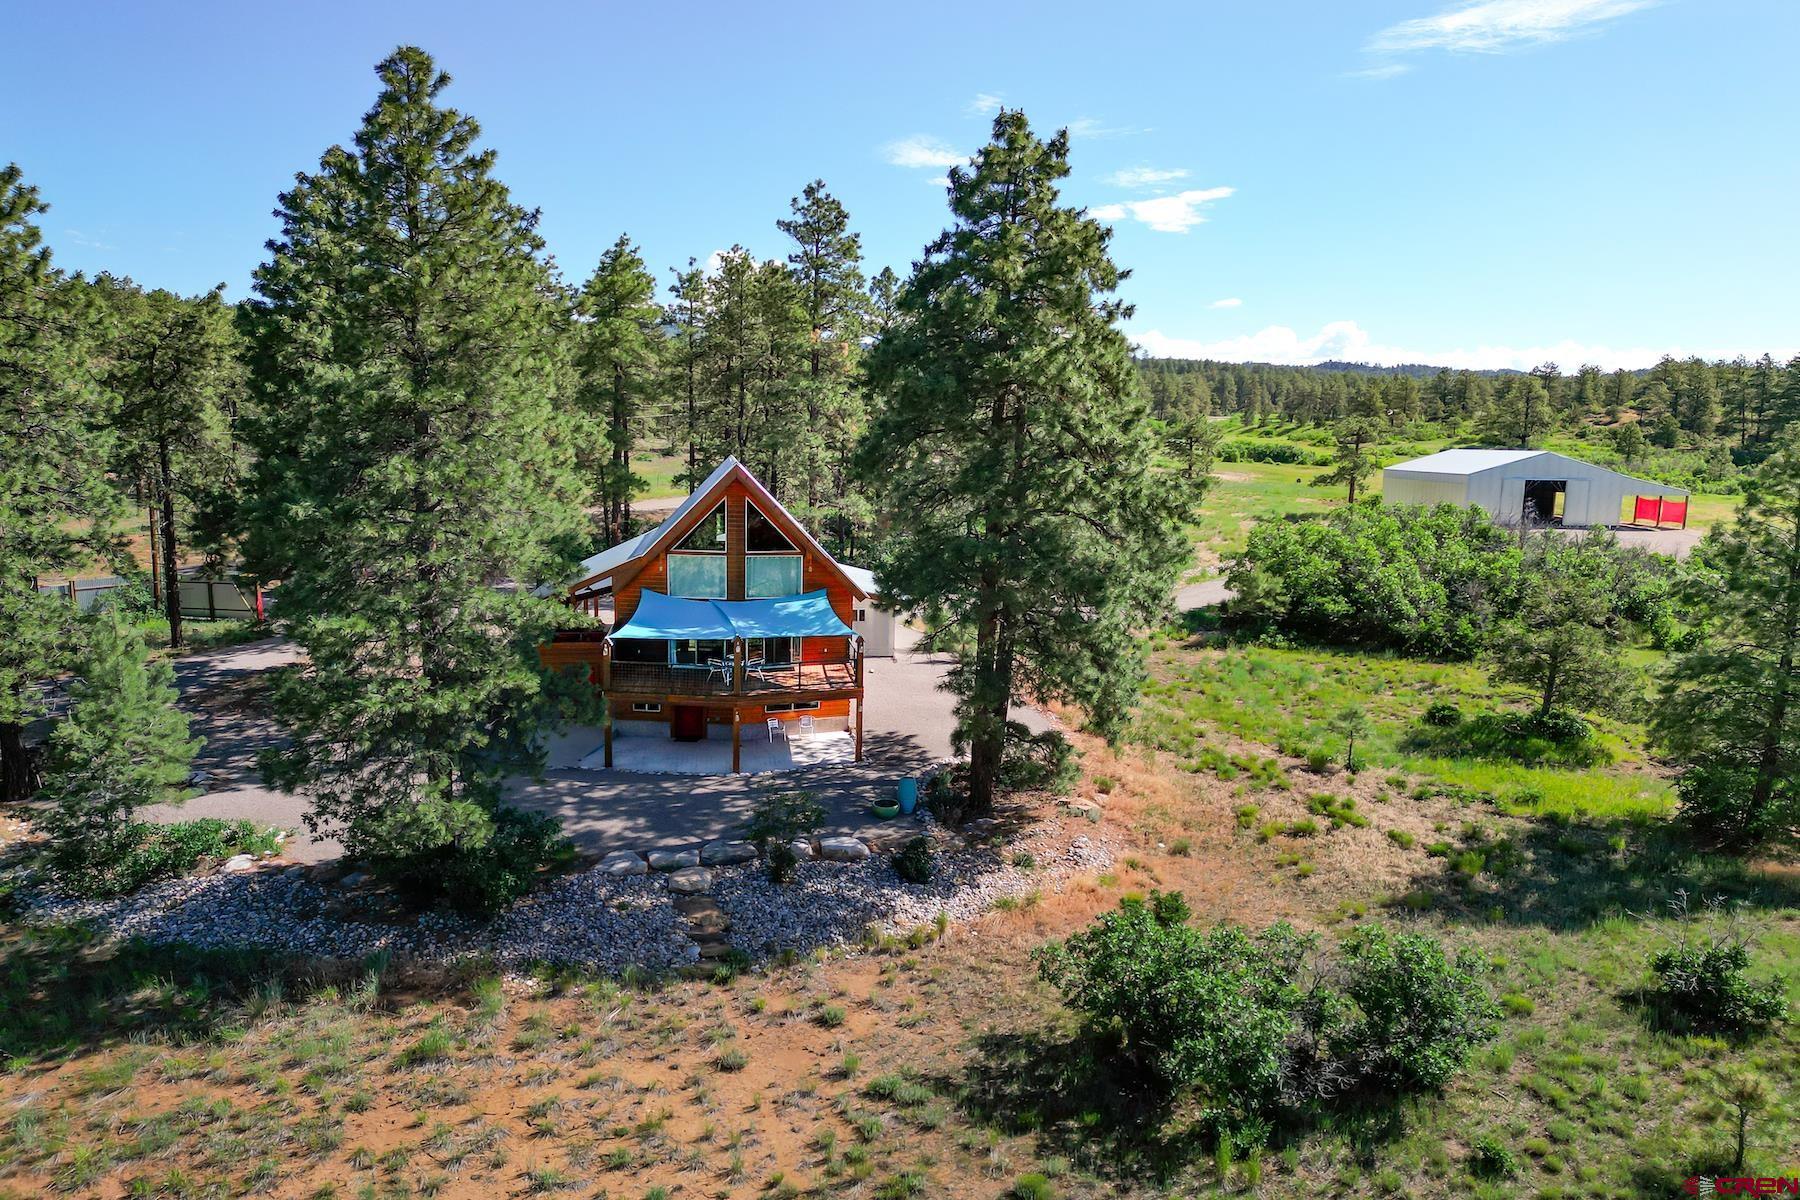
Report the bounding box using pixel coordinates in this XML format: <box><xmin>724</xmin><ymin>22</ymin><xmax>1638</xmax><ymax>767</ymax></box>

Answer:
<box><xmin>1522</xmin><ymin>479</ymin><xmax>1566</xmax><ymax>524</ymax></box>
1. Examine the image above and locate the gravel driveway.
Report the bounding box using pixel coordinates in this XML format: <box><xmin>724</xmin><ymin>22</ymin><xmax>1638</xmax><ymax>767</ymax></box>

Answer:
<box><xmin>146</xmin><ymin>627</ymin><xmax>1052</xmax><ymax>864</ymax></box>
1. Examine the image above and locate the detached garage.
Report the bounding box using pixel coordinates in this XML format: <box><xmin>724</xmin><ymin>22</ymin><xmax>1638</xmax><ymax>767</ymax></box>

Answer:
<box><xmin>1382</xmin><ymin>449</ymin><xmax>1689</xmax><ymax>529</ymax></box>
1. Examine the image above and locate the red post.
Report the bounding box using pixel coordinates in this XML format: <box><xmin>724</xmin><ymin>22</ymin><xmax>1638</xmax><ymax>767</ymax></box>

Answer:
<box><xmin>253</xmin><ymin>582</ymin><xmax>265</xmax><ymax>623</ymax></box>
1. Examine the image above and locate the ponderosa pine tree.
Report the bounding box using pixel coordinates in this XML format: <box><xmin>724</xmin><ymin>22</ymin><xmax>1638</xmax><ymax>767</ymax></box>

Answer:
<box><xmin>1488</xmin><ymin>531</ymin><xmax>1638</xmax><ymax>720</ymax></box>
<box><xmin>1315</xmin><ymin>416</ymin><xmax>1380</xmax><ymax>504</ymax></box>
<box><xmin>1655</xmin><ymin>429</ymin><xmax>1800</xmax><ymax>844</ymax></box>
<box><xmin>858</xmin><ymin>110</ymin><xmax>1191</xmax><ymax>812</ymax></box>
<box><xmin>0</xmin><ymin>164</ymin><xmax>121</xmax><ymax>805</ymax></box>
<box><xmin>241</xmin><ymin>48</ymin><xmax>590</xmax><ymax>902</ymax></box>
<box><xmin>94</xmin><ymin>277</ymin><xmax>244</xmax><ymax>649</ymax></box>
<box><xmin>1478</xmin><ymin>373</ymin><xmax>1552</xmax><ymax>448</ymax></box>
<box><xmin>39</xmin><ymin>613</ymin><xmax>201</xmax><ymax>894</ymax></box>
<box><xmin>777</xmin><ymin>180</ymin><xmax>867</xmax><ymax>527</ymax></box>
<box><xmin>574</xmin><ymin>235</ymin><xmax>663</xmax><ymax>544</ymax></box>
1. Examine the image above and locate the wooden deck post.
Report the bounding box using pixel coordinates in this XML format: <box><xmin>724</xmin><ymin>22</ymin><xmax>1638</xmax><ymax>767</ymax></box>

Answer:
<box><xmin>854</xmin><ymin>697</ymin><xmax>864</xmax><ymax>762</ymax></box>
<box><xmin>731</xmin><ymin>706</ymin><xmax>742</xmax><ymax>773</ymax></box>
<box><xmin>603</xmin><ymin>702</ymin><xmax>614</xmax><ymax>769</ymax></box>
<box><xmin>733</xmin><ymin>636</ymin><xmax>745</xmax><ymax>695</ymax></box>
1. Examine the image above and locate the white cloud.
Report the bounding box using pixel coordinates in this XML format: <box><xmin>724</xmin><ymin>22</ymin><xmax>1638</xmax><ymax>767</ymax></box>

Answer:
<box><xmin>1209</xmin><ymin>297</ymin><xmax>1243</xmax><ymax>309</ymax></box>
<box><xmin>925</xmin><ymin>175</ymin><xmax>951</xmax><ymax>188</ymax></box>
<box><xmin>1129</xmin><ymin>320</ymin><xmax>1788</xmax><ymax>372</ymax></box>
<box><xmin>1108</xmin><ymin>166</ymin><xmax>1190</xmax><ymax>188</ymax></box>
<box><xmin>1344</xmin><ymin>63</ymin><xmax>1414</xmax><ymax>80</ymax></box>
<box><xmin>966</xmin><ymin>92</ymin><xmax>1004</xmax><ymax>117</ymax></box>
<box><xmin>883</xmin><ymin>135</ymin><xmax>965</xmax><ymax>169</ymax></box>
<box><xmin>1089</xmin><ymin>186</ymin><xmax>1235</xmax><ymax>233</ymax></box>
<box><xmin>1066</xmin><ymin>117</ymin><xmax>1144</xmax><ymax>140</ymax></box>
<box><xmin>1369</xmin><ymin>0</ymin><xmax>1657</xmax><ymax>55</ymax></box>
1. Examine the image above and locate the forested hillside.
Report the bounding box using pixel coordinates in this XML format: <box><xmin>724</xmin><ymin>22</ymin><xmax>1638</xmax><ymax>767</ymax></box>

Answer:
<box><xmin>1138</xmin><ymin>354</ymin><xmax>1800</xmax><ymax>494</ymax></box>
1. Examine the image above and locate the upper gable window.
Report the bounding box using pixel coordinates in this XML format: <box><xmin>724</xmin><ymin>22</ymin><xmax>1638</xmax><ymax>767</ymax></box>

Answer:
<box><xmin>674</xmin><ymin>502</ymin><xmax>727</xmax><ymax>553</ymax></box>
<box><xmin>745</xmin><ymin>500</ymin><xmax>797</xmax><ymax>553</ymax></box>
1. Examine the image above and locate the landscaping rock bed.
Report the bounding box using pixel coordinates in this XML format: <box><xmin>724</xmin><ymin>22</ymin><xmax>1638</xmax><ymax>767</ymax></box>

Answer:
<box><xmin>6</xmin><ymin>813</ymin><xmax>1112</xmax><ymax>975</ymax></box>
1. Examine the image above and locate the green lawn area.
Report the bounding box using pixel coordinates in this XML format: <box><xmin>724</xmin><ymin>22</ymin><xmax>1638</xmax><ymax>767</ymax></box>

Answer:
<box><xmin>631</xmin><ymin>449</ymin><xmax>688</xmax><ymax>500</ymax></box>
<box><xmin>1133</xmin><ymin>634</ymin><xmax>1676</xmax><ymax>825</ymax></box>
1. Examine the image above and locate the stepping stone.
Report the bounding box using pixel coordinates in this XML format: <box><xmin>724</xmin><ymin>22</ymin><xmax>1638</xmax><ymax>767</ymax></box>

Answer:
<box><xmin>675</xmin><ymin>897</ymin><xmax>731</xmax><ymax>937</ymax></box>
<box><xmin>600</xmin><ymin>850</ymin><xmax>648</xmax><ymax>877</ymax></box>
<box><xmin>818</xmin><ymin>836</ymin><xmax>871</xmax><ymax>862</ymax></box>
<box><xmin>693</xmin><ymin>935</ymin><xmax>735</xmax><ymax>960</ymax></box>
<box><xmin>666</xmin><ymin>866</ymin><xmax>713</xmax><ymax>894</ymax></box>
<box><xmin>647</xmin><ymin>848</ymin><xmax>700</xmax><ymax>871</ymax></box>
<box><xmin>700</xmin><ymin>840</ymin><xmax>758</xmax><ymax>866</ymax></box>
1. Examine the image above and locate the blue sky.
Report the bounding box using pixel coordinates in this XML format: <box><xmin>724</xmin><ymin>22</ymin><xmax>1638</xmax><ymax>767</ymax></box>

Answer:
<box><xmin>9</xmin><ymin>0</ymin><xmax>1796</xmax><ymax>369</ymax></box>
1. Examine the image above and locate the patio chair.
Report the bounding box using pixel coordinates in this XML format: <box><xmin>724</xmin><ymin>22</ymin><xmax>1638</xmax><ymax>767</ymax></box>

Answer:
<box><xmin>797</xmin><ymin>714</ymin><xmax>815</xmax><ymax>740</ymax></box>
<box><xmin>745</xmin><ymin>653</ymin><xmax>770</xmax><ymax>682</ymax></box>
<box><xmin>704</xmin><ymin>656</ymin><xmax>728</xmax><ymax>683</ymax></box>
<box><xmin>767</xmin><ymin>717</ymin><xmax>784</xmax><ymax>742</ymax></box>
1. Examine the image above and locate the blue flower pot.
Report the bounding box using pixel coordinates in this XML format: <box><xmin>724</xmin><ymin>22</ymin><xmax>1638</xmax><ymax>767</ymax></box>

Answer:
<box><xmin>897</xmin><ymin>777</ymin><xmax>919</xmax><ymax>814</ymax></box>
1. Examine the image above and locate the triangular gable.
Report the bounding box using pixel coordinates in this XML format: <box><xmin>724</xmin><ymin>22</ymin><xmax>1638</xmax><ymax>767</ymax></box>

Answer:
<box><xmin>583</xmin><ymin>457</ymin><xmax>868</xmax><ymax>601</ymax></box>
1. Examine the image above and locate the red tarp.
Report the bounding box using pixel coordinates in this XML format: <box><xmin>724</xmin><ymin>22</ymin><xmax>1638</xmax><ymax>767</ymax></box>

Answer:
<box><xmin>1633</xmin><ymin>496</ymin><xmax>1689</xmax><ymax>527</ymax></box>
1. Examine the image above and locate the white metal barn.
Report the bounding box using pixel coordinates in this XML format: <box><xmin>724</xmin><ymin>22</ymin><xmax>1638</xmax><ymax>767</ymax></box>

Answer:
<box><xmin>1381</xmin><ymin>449</ymin><xmax>1689</xmax><ymax>528</ymax></box>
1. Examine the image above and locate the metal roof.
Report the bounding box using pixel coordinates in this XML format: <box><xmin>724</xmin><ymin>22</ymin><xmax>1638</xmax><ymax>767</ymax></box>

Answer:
<box><xmin>1384</xmin><ymin>448</ymin><xmax>1549</xmax><ymax>476</ymax></box>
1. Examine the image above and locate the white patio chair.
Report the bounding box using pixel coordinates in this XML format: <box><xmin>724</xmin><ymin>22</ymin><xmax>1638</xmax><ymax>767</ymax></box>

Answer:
<box><xmin>797</xmin><ymin>714</ymin><xmax>815</xmax><ymax>740</ymax></box>
<box><xmin>767</xmin><ymin>717</ymin><xmax>784</xmax><ymax>742</ymax></box>
<box><xmin>704</xmin><ymin>656</ymin><xmax>728</xmax><ymax>683</ymax></box>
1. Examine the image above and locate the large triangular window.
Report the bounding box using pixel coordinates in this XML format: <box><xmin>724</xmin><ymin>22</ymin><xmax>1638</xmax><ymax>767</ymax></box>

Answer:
<box><xmin>674</xmin><ymin>502</ymin><xmax>728</xmax><ymax>552</ymax></box>
<box><xmin>745</xmin><ymin>500</ymin><xmax>797</xmax><ymax>553</ymax></box>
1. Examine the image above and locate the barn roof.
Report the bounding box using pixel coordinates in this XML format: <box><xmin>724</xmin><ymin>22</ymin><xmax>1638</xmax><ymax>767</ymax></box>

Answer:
<box><xmin>1384</xmin><ymin>448</ymin><xmax>1548</xmax><ymax>476</ymax></box>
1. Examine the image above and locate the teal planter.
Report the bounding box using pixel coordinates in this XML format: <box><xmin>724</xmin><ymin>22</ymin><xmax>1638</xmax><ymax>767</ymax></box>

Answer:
<box><xmin>897</xmin><ymin>778</ymin><xmax>919</xmax><ymax>814</ymax></box>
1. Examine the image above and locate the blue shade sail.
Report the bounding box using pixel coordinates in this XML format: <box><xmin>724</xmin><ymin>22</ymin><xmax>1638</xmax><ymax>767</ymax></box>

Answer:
<box><xmin>609</xmin><ymin>589</ymin><xmax>854</xmax><ymax>642</ymax></box>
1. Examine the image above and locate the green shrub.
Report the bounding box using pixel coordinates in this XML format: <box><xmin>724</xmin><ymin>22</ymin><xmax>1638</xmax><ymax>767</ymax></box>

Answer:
<box><xmin>1646</xmin><ymin>931</ymin><xmax>1787</xmax><ymax>1037</ymax></box>
<box><xmin>766</xmin><ymin>841</ymin><xmax>800</xmax><ymax>885</ymax></box>
<box><xmin>1225</xmin><ymin>503</ymin><xmax>1523</xmax><ymax>658</ymax></box>
<box><xmin>372</xmin><ymin>805</ymin><xmax>573</xmax><ymax>916</ymax></box>
<box><xmin>52</xmin><ymin>818</ymin><xmax>282</xmax><ymax>898</ymax></box>
<box><xmin>1010</xmin><ymin>1173</ymin><xmax>1055</xmax><ymax>1200</ymax></box>
<box><xmin>1216</xmin><ymin>438</ymin><xmax>1331</xmax><ymax>466</ymax></box>
<box><xmin>1468</xmin><ymin>1133</ymin><xmax>1518</xmax><ymax>1179</ymax></box>
<box><xmin>1033</xmin><ymin>891</ymin><xmax>1311</xmax><ymax>1125</ymax></box>
<box><xmin>893</xmin><ymin>837</ymin><xmax>934</xmax><ymax>885</ymax></box>
<box><xmin>1422</xmin><ymin>701</ymin><xmax>1461</xmax><ymax>727</ymax></box>
<box><xmin>996</xmin><ymin>724</ymin><xmax>1081</xmax><ymax>795</ymax></box>
<box><xmin>1325</xmin><ymin>925</ymin><xmax>1499</xmax><ymax>1091</ymax></box>
<box><xmin>1036</xmin><ymin>895</ymin><xmax>1498</xmax><ymax>1134</ymax></box>
<box><xmin>743</xmin><ymin>790</ymin><xmax>827</xmax><ymax>849</ymax></box>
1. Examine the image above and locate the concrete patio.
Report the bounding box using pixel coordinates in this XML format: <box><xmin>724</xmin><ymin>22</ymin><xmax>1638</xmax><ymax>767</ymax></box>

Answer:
<box><xmin>573</xmin><ymin>728</ymin><xmax>856</xmax><ymax>774</ymax></box>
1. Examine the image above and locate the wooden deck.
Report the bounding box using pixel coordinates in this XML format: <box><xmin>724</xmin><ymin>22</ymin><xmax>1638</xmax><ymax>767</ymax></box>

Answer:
<box><xmin>605</xmin><ymin>660</ymin><xmax>859</xmax><ymax>703</ymax></box>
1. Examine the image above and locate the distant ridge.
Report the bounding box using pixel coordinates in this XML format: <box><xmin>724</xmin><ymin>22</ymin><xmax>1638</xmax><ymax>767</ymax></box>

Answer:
<box><xmin>1134</xmin><ymin>355</ymin><xmax>1524</xmax><ymax>380</ymax></box>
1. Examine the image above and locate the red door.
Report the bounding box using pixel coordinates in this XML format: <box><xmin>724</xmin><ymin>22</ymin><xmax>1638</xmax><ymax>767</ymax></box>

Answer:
<box><xmin>671</xmin><ymin>705</ymin><xmax>706</xmax><ymax>742</ymax></box>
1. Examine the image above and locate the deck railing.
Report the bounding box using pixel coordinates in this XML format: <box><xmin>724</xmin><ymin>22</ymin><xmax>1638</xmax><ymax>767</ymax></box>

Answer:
<box><xmin>606</xmin><ymin>659</ymin><xmax>859</xmax><ymax>698</ymax></box>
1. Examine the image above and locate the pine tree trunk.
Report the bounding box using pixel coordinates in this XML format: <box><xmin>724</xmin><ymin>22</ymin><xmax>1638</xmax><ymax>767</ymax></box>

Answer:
<box><xmin>159</xmin><ymin>436</ymin><xmax>183</xmax><ymax>650</ymax></box>
<box><xmin>0</xmin><ymin>715</ymin><xmax>33</xmax><ymax>806</ymax></box>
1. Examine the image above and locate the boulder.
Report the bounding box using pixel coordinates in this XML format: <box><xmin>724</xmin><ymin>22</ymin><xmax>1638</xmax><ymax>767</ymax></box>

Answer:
<box><xmin>647</xmin><ymin>848</ymin><xmax>700</xmax><ymax>871</ymax></box>
<box><xmin>700</xmin><ymin>840</ymin><xmax>758</xmax><ymax>866</ymax></box>
<box><xmin>221</xmin><ymin>854</ymin><xmax>257</xmax><ymax>873</ymax></box>
<box><xmin>339</xmin><ymin>870</ymin><xmax>374</xmax><ymax>889</ymax></box>
<box><xmin>600</xmin><ymin>850</ymin><xmax>649</xmax><ymax>877</ymax></box>
<box><xmin>818</xmin><ymin>836</ymin><xmax>870</xmax><ymax>862</ymax></box>
<box><xmin>786</xmin><ymin>839</ymin><xmax>816</xmax><ymax>861</ymax></box>
<box><xmin>666</xmin><ymin>866</ymin><xmax>713</xmax><ymax>894</ymax></box>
